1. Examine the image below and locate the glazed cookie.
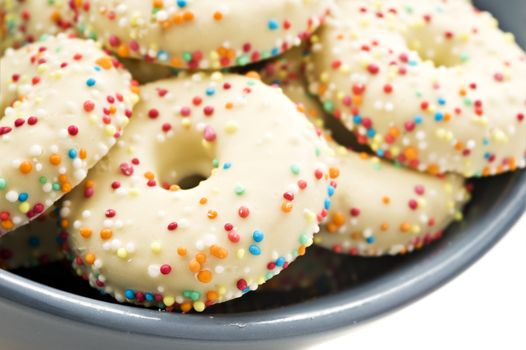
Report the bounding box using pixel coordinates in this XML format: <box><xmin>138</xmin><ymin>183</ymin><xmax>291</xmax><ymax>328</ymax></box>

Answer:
<box><xmin>61</xmin><ymin>73</ymin><xmax>337</xmax><ymax>312</ymax></box>
<box><xmin>76</xmin><ymin>0</ymin><xmax>331</xmax><ymax>69</ymax></box>
<box><xmin>0</xmin><ymin>35</ymin><xmax>139</xmax><ymax>234</ymax></box>
<box><xmin>262</xmin><ymin>47</ymin><xmax>469</xmax><ymax>256</ymax></box>
<box><xmin>0</xmin><ymin>0</ymin><xmax>76</xmax><ymax>53</ymax></box>
<box><xmin>0</xmin><ymin>207</ymin><xmax>64</xmax><ymax>269</ymax></box>
<box><xmin>308</xmin><ymin>0</ymin><xmax>526</xmax><ymax>177</ymax></box>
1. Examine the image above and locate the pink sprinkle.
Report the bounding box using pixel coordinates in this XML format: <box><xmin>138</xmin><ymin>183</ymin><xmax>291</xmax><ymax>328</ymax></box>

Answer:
<box><xmin>238</xmin><ymin>206</ymin><xmax>250</xmax><ymax>218</ymax></box>
<box><xmin>119</xmin><ymin>163</ymin><xmax>134</xmax><ymax>176</ymax></box>
<box><xmin>203</xmin><ymin>125</ymin><xmax>216</xmax><ymax>142</ymax></box>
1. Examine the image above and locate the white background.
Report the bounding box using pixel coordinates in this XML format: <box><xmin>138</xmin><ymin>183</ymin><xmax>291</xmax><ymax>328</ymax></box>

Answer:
<box><xmin>310</xmin><ymin>212</ymin><xmax>526</xmax><ymax>350</ymax></box>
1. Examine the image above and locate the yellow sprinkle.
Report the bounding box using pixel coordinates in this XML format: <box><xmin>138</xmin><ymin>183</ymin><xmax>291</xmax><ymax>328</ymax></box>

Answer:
<box><xmin>193</xmin><ymin>301</ymin><xmax>205</xmax><ymax>312</ymax></box>
<box><xmin>163</xmin><ymin>296</ymin><xmax>175</xmax><ymax>307</ymax></box>
<box><xmin>151</xmin><ymin>241</ymin><xmax>162</xmax><ymax>253</ymax></box>
<box><xmin>236</xmin><ymin>249</ymin><xmax>245</xmax><ymax>259</ymax></box>
<box><xmin>218</xmin><ymin>286</ymin><xmax>226</xmax><ymax>295</ymax></box>
<box><xmin>117</xmin><ymin>248</ymin><xmax>128</xmax><ymax>259</ymax></box>
<box><xmin>18</xmin><ymin>202</ymin><xmax>30</xmax><ymax>213</ymax></box>
<box><xmin>224</xmin><ymin>121</ymin><xmax>239</xmax><ymax>133</ymax></box>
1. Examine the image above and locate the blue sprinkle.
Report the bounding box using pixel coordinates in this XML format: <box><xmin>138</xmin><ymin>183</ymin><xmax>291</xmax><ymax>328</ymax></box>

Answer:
<box><xmin>252</xmin><ymin>230</ymin><xmax>264</xmax><ymax>243</ymax></box>
<box><xmin>328</xmin><ymin>186</ymin><xmax>335</xmax><ymax>197</ymax></box>
<box><xmin>438</xmin><ymin>97</ymin><xmax>446</xmax><ymax>106</ymax></box>
<box><xmin>68</xmin><ymin>149</ymin><xmax>77</xmax><ymax>159</ymax></box>
<box><xmin>28</xmin><ymin>236</ymin><xmax>40</xmax><ymax>247</ymax></box>
<box><xmin>18</xmin><ymin>192</ymin><xmax>29</xmax><ymax>202</ymax></box>
<box><xmin>367</xmin><ymin>128</ymin><xmax>376</xmax><ymax>137</ymax></box>
<box><xmin>415</xmin><ymin>115</ymin><xmax>423</xmax><ymax>124</ymax></box>
<box><xmin>484</xmin><ymin>152</ymin><xmax>492</xmax><ymax>160</ymax></box>
<box><xmin>145</xmin><ymin>293</ymin><xmax>154</xmax><ymax>302</ymax></box>
<box><xmin>125</xmin><ymin>290</ymin><xmax>135</xmax><ymax>300</ymax></box>
<box><xmin>353</xmin><ymin>115</ymin><xmax>362</xmax><ymax>124</ymax></box>
<box><xmin>276</xmin><ymin>257</ymin><xmax>285</xmax><ymax>267</ymax></box>
<box><xmin>206</xmin><ymin>87</ymin><xmax>216</xmax><ymax>96</ymax></box>
<box><xmin>366</xmin><ymin>236</ymin><xmax>376</xmax><ymax>244</ymax></box>
<box><xmin>377</xmin><ymin>149</ymin><xmax>385</xmax><ymax>157</ymax></box>
<box><xmin>483</xmin><ymin>138</ymin><xmax>490</xmax><ymax>145</ymax></box>
<box><xmin>94</xmin><ymin>66</ymin><xmax>101</xmax><ymax>72</ymax></box>
<box><xmin>177</xmin><ymin>0</ymin><xmax>187</xmax><ymax>8</ymax></box>
<box><xmin>434</xmin><ymin>112</ymin><xmax>444</xmax><ymax>122</ymax></box>
<box><xmin>324</xmin><ymin>198</ymin><xmax>331</xmax><ymax>210</ymax></box>
<box><xmin>408</xmin><ymin>60</ymin><xmax>418</xmax><ymax>66</ymax></box>
<box><xmin>271</xmin><ymin>47</ymin><xmax>280</xmax><ymax>56</ymax></box>
<box><xmin>223</xmin><ymin>162</ymin><xmax>232</xmax><ymax>170</ymax></box>
<box><xmin>249</xmin><ymin>245</ymin><xmax>261</xmax><ymax>256</ymax></box>
<box><xmin>267</xmin><ymin>19</ymin><xmax>279</xmax><ymax>30</ymax></box>
<box><xmin>157</xmin><ymin>50</ymin><xmax>169</xmax><ymax>62</ymax></box>
<box><xmin>86</xmin><ymin>78</ymin><xmax>96</xmax><ymax>87</ymax></box>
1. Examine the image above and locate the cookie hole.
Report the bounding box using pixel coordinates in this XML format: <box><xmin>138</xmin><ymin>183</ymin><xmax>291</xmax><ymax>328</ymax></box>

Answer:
<box><xmin>404</xmin><ymin>27</ymin><xmax>465</xmax><ymax>68</ymax></box>
<box><xmin>177</xmin><ymin>174</ymin><xmax>208</xmax><ymax>190</ymax></box>
<box><xmin>156</xmin><ymin>130</ymin><xmax>215</xmax><ymax>191</ymax></box>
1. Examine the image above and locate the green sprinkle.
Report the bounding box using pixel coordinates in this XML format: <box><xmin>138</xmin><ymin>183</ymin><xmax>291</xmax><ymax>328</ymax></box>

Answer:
<box><xmin>234</xmin><ymin>185</ymin><xmax>245</xmax><ymax>196</ymax></box>
<box><xmin>0</xmin><ymin>178</ymin><xmax>6</xmax><ymax>190</ymax></box>
<box><xmin>39</xmin><ymin>176</ymin><xmax>48</xmax><ymax>184</ymax></box>
<box><xmin>323</xmin><ymin>101</ymin><xmax>334</xmax><ymax>113</ymax></box>
<box><xmin>52</xmin><ymin>183</ymin><xmax>61</xmax><ymax>191</ymax></box>
<box><xmin>299</xmin><ymin>234</ymin><xmax>310</xmax><ymax>245</ymax></box>
<box><xmin>212</xmin><ymin>159</ymin><xmax>219</xmax><ymax>168</ymax></box>
<box><xmin>290</xmin><ymin>164</ymin><xmax>301</xmax><ymax>175</ymax></box>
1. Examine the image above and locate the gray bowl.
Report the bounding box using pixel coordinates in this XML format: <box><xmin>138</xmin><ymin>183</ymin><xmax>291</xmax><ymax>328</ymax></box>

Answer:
<box><xmin>1</xmin><ymin>1</ymin><xmax>525</xmax><ymax>349</ymax></box>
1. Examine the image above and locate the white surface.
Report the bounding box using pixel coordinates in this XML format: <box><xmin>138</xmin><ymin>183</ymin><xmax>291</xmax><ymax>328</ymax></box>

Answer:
<box><xmin>310</xmin><ymin>212</ymin><xmax>526</xmax><ymax>350</ymax></box>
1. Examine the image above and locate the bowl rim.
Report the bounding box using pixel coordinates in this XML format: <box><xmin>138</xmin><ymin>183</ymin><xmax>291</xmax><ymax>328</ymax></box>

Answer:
<box><xmin>0</xmin><ymin>171</ymin><xmax>524</xmax><ymax>342</ymax></box>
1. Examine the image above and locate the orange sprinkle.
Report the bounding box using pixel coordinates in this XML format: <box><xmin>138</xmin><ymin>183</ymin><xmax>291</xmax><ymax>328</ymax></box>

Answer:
<box><xmin>382</xmin><ymin>196</ymin><xmax>391</xmax><ymax>205</ymax></box>
<box><xmin>327</xmin><ymin>223</ymin><xmax>338</xmax><ymax>233</ymax></box>
<box><xmin>144</xmin><ymin>171</ymin><xmax>155</xmax><ymax>180</ymax></box>
<box><xmin>95</xmin><ymin>57</ymin><xmax>113</xmax><ymax>70</ymax></box>
<box><xmin>210</xmin><ymin>245</ymin><xmax>228</xmax><ymax>259</ymax></box>
<box><xmin>181</xmin><ymin>302</ymin><xmax>192</xmax><ymax>313</ymax></box>
<box><xmin>195</xmin><ymin>253</ymin><xmax>206</xmax><ymax>264</ymax></box>
<box><xmin>177</xmin><ymin>247</ymin><xmax>187</xmax><ymax>256</ymax></box>
<box><xmin>199</xmin><ymin>197</ymin><xmax>208</xmax><ymax>205</ymax></box>
<box><xmin>60</xmin><ymin>219</ymin><xmax>69</xmax><ymax>229</ymax></box>
<box><xmin>427</xmin><ymin>164</ymin><xmax>440</xmax><ymax>175</ymax></box>
<box><xmin>298</xmin><ymin>245</ymin><xmax>306</xmax><ymax>256</ymax></box>
<box><xmin>80</xmin><ymin>228</ymin><xmax>92</xmax><ymax>238</ymax></box>
<box><xmin>19</xmin><ymin>161</ymin><xmax>32</xmax><ymax>174</ymax></box>
<box><xmin>245</xmin><ymin>71</ymin><xmax>260</xmax><ymax>80</ymax></box>
<box><xmin>213</xmin><ymin>11</ymin><xmax>223</xmax><ymax>21</ymax></box>
<box><xmin>0</xmin><ymin>220</ymin><xmax>13</xmax><ymax>230</ymax></box>
<box><xmin>58</xmin><ymin>174</ymin><xmax>68</xmax><ymax>183</ymax></box>
<box><xmin>403</xmin><ymin>147</ymin><xmax>418</xmax><ymax>161</ymax></box>
<box><xmin>206</xmin><ymin>291</ymin><xmax>219</xmax><ymax>301</ymax></box>
<box><xmin>207</xmin><ymin>210</ymin><xmax>218</xmax><ymax>219</ymax></box>
<box><xmin>183</xmin><ymin>11</ymin><xmax>194</xmax><ymax>21</ymax></box>
<box><xmin>281</xmin><ymin>201</ymin><xmax>293</xmax><ymax>213</ymax></box>
<box><xmin>85</xmin><ymin>253</ymin><xmax>96</xmax><ymax>265</ymax></box>
<box><xmin>86</xmin><ymin>180</ymin><xmax>95</xmax><ymax>188</ymax></box>
<box><xmin>331</xmin><ymin>212</ymin><xmax>345</xmax><ymax>226</ymax></box>
<box><xmin>400</xmin><ymin>223</ymin><xmax>411</xmax><ymax>233</ymax></box>
<box><xmin>152</xmin><ymin>0</ymin><xmax>164</xmax><ymax>8</ymax></box>
<box><xmin>329</xmin><ymin>167</ymin><xmax>340</xmax><ymax>179</ymax></box>
<box><xmin>197</xmin><ymin>269</ymin><xmax>212</xmax><ymax>283</ymax></box>
<box><xmin>61</xmin><ymin>182</ymin><xmax>72</xmax><ymax>193</ymax></box>
<box><xmin>380</xmin><ymin>223</ymin><xmax>390</xmax><ymax>231</ymax></box>
<box><xmin>225</xmin><ymin>102</ymin><xmax>234</xmax><ymax>109</ymax></box>
<box><xmin>117</xmin><ymin>44</ymin><xmax>129</xmax><ymax>57</ymax></box>
<box><xmin>79</xmin><ymin>149</ymin><xmax>87</xmax><ymax>160</ymax></box>
<box><xmin>100</xmin><ymin>228</ymin><xmax>113</xmax><ymax>240</ymax></box>
<box><xmin>188</xmin><ymin>260</ymin><xmax>201</xmax><ymax>273</ymax></box>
